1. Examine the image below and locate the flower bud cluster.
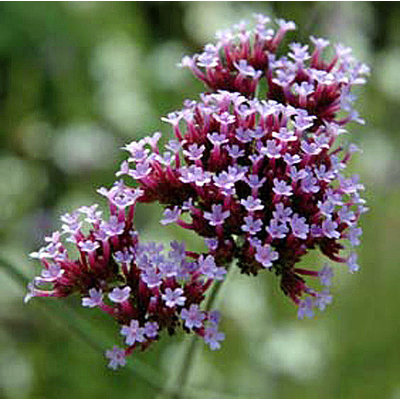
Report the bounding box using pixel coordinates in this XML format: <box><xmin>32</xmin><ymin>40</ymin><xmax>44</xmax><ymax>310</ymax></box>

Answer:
<box><xmin>28</xmin><ymin>14</ymin><xmax>369</xmax><ymax>368</ymax></box>
<box><xmin>27</xmin><ymin>189</ymin><xmax>225</xmax><ymax>369</ymax></box>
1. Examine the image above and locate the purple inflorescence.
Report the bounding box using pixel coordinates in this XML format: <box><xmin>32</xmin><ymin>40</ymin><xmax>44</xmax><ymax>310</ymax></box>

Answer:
<box><xmin>27</xmin><ymin>14</ymin><xmax>368</xmax><ymax>369</ymax></box>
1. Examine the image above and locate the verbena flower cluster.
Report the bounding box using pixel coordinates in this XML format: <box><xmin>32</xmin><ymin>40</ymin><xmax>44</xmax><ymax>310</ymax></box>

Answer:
<box><xmin>27</xmin><ymin>15</ymin><xmax>369</xmax><ymax>369</ymax></box>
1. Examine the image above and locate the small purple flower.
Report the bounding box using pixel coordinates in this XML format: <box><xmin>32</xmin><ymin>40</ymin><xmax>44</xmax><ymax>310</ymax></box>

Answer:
<box><xmin>290</xmin><ymin>166</ymin><xmax>308</xmax><ymax>181</ymax></box>
<box><xmin>273</xmin><ymin>178</ymin><xmax>293</xmax><ymax>196</ymax></box>
<box><xmin>203</xmin><ymin>326</ymin><xmax>225</xmax><ymax>350</ymax></box>
<box><xmin>314</xmin><ymin>290</ymin><xmax>333</xmax><ymax>311</ymax></box>
<box><xmin>255</xmin><ymin>244</ymin><xmax>279</xmax><ymax>268</ymax></box>
<box><xmin>283</xmin><ymin>153</ymin><xmax>301</xmax><ymax>166</ymax></box>
<box><xmin>82</xmin><ymin>288</ymin><xmax>103</xmax><ymax>308</ymax></box>
<box><xmin>108</xmin><ymin>286</ymin><xmax>131</xmax><ymax>303</ymax></box>
<box><xmin>181</xmin><ymin>304</ymin><xmax>206</xmax><ymax>330</ymax></box>
<box><xmin>234</xmin><ymin>59</ymin><xmax>260</xmax><ymax>78</ymax></box>
<box><xmin>301</xmin><ymin>141</ymin><xmax>321</xmax><ymax>155</ymax></box>
<box><xmin>78</xmin><ymin>239</ymin><xmax>100</xmax><ymax>253</ymax></box>
<box><xmin>319</xmin><ymin>265</ymin><xmax>334</xmax><ymax>287</ymax></box>
<box><xmin>241</xmin><ymin>215</ymin><xmax>263</xmax><ymax>235</ymax></box>
<box><xmin>347</xmin><ymin>252</ymin><xmax>360</xmax><ymax>273</ymax></box>
<box><xmin>235</xmin><ymin>127</ymin><xmax>253</xmax><ymax>143</ymax></box>
<box><xmin>198</xmin><ymin>255</ymin><xmax>226</xmax><ymax>280</ymax></box>
<box><xmin>213</xmin><ymin>112</ymin><xmax>236</xmax><ymax>126</ymax></box>
<box><xmin>301</xmin><ymin>174</ymin><xmax>320</xmax><ymax>194</ymax></box>
<box><xmin>338</xmin><ymin>206</ymin><xmax>355</xmax><ymax>225</ymax></box>
<box><xmin>120</xmin><ymin>319</ymin><xmax>146</xmax><ymax>346</ymax></box>
<box><xmin>114</xmin><ymin>249</ymin><xmax>134</xmax><ymax>264</ymax></box>
<box><xmin>101</xmin><ymin>216</ymin><xmax>125</xmax><ymax>237</ymax></box>
<box><xmin>144</xmin><ymin>322</ymin><xmax>159</xmax><ymax>338</ymax></box>
<box><xmin>273</xmin><ymin>203</ymin><xmax>293</xmax><ymax>223</ymax></box>
<box><xmin>162</xmin><ymin>287</ymin><xmax>186</xmax><ymax>308</ymax></box>
<box><xmin>141</xmin><ymin>268</ymin><xmax>163</xmax><ymax>288</ymax></box>
<box><xmin>204</xmin><ymin>237</ymin><xmax>219</xmax><ymax>251</ymax></box>
<box><xmin>204</xmin><ymin>204</ymin><xmax>230</xmax><ymax>226</ymax></box>
<box><xmin>290</xmin><ymin>214</ymin><xmax>309</xmax><ymax>240</ymax></box>
<box><xmin>105</xmin><ymin>346</ymin><xmax>126</xmax><ymax>370</ymax></box>
<box><xmin>348</xmin><ymin>226</ymin><xmax>362</xmax><ymax>246</ymax></box>
<box><xmin>297</xmin><ymin>297</ymin><xmax>315</xmax><ymax>319</ymax></box>
<box><xmin>160</xmin><ymin>206</ymin><xmax>181</xmax><ymax>225</ymax></box>
<box><xmin>208</xmin><ymin>310</ymin><xmax>221</xmax><ymax>326</ymax></box>
<box><xmin>39</xmin><ymin>263</ymin><xmax>64</xmax><ymax>282</ymax></box>
<box><xmin>240</xmin><ymin>196</ymin><xmax>264</xmax><ymax>212</ymax></box>
<box><xmin>322</xmin><ymin>218</ymin><xmax>340</xmax><ymax>239</ymax></box>
<box><xmin>183</xmin><ymin>143</ymin><xmax>205</xmax><ymax>161</ymax></box>
<box><xmin>272</xmin><ymin>127</ymin><xmax>297</xmax><ymax>142</ymax></box>
<box><xmin>318</xmin><ymin>200</ymin><xmax>335</xmax><ymax>216</ymax></box>
<box><xmin>226</xmin><ymin>144</ymin><xmax>245</xmax><ymax>159</ymax></box>
<box><xmin>245</xmin><ymin>174</ymin><xmax>266</xmax><ymax>190</ymax></box>
<box><xmin>266</xmin><ymin>219</ymin><xmax>288</xmax><ymax>239</ymax></box>
<box><xmin>261</xmin><ymin>139</ymin><xmax>282</xmax><ymax>159</ymax></box>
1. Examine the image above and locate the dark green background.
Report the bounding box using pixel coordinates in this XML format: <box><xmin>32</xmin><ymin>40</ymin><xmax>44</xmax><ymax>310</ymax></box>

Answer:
<box><xmin>0</xmin><ymin>2</ymin><xmax>399</xmax><ymax>398</ymax></box>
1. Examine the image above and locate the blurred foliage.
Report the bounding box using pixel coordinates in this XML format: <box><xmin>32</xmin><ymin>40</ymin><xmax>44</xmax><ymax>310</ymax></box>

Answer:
<box><xmin>0</xmin><ymin>2</ymin><xmax>400</xmax><ymax>398</ymax></box>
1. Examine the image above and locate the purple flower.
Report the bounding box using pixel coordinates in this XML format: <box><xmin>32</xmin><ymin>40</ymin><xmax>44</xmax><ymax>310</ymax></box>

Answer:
<box><xmin>144</xmin><ymin>321</ymin><xmax>159</xmax><ymax>338</ymax></box>
<box><xmin>78</xmin><ymin>239</ymin><xmax>100</xmax><ymax>253</ymax></box>
<box><xmin>235</xmin><ymin>127</ymin><xmax>253</xmax><ymax>143</ymax></box>
<box><xmin>314</xmin><ymin>290</ymin><xmax>333</xmax><ymax>311</ymax></box>
<box><xmin>160</xmin><ymin>206</ymin><xmax>181</xmax><ymax>225</ymax></box>
<box><xmin>273</xmin><ymin>127</ymin><xmax>297</xmax><ymax>142</ymax></box>
<box><xmin>108</xmin><ymin>286</ymin><xmax>131</xmax><ymax>303</ymax></box>
<box><xmin>290</xmin><ymin>214</ymin><xmax>309</xmax><ymax>240</ymax></box>
<box><xmin>338</xmin><ymin>206</ymin><xmax>355</xmax><ymax>225</ymax></box>
<box><xmin>183</xmin><ymin>143</ymin><xmax>205</xmax><ymax>161</ymax></box>
<box><xmin>290</xmin><ymin>166</ymin><xmax>308</xmax><ymax>181</ymax></box>
<box><xmin>120</xmin><ymin>319</ymin><xmax>146</xmax><ymax>346</ymax></box>
<box><xmin>101</xmin><ymin>216</ymin><xmax>125</xmax><ymax>237</ymax></box>
<box><xmin>234</xmin><ymin>59</ymin><xmax>260</xmax><ymax>78</ymax></box>
<box><xmin>114</xmin><ymin>249</ymin><xmax>134</xmax><ymax>264</ymax></box>
<box><xmin>105</xmin><ymin>346</ymin><xmax>126</xmax><ymax>370</ymax></box>
<box><xmin>203</xmin><ymin>326</ymin><xmax>225</xmax><ymax>350</ymax></box>
<box><xmin>348</xmin><ymin>226</ymin><xmax>362</xmax><ymax>246</ymax></box>
<box><xmin>241</xmin><ymin>215</ymin><xmax>263</xmax><ymax>235</ymax></box>
<box><xmin>273</xmin><ymin>203</ymin><xmax>293</xmax><ymax>223</ymax></box>
<box><xmin>204</xmin><ymin>237</ymin><xmax>219</xmax><ymax>251</ymax></box>
<box><xmin>260</xmin><ymin>139</ymin><xmax>282</xmax><ymax>159</ymax></box>
<box><xmin>318</xmin><ymin>200</ymin><xmax>335</xmax><ymax>217</ymax></box>
<box><xmin>38</xmin><ymin>263</ymin><xmax>64</xmax><ymax>282</ymax></box>
<box><xmin>82</xmin><ymin>288</ymin><xmax>103</xmax><ymax>308</ymax></box>
<box><xmin>273</xmin><ymin>178</ymin><xmax>293</xmax><ymax>196</ymax></box>
<box><xmin>301</xmin><ymin>141</ymin><xmax>321</xmax><ymax>155</ymax></box>
<box><xmin>198</xmin><ymin>255</ymin><xmax>226</xmax><ymax>280</ymax></box>
<box><xmin>255</xmin><ymin>244</ymin><xmax>279</xmax><ymax>268</ymax></box>
<box><xmin>301</xmin><ymin>174</ymin><xmax>320</xmax><ymax>194</ymax></box>
<box><xmin>245</xmin><ymin>174</ymin><xmax>266</xmax><ymax>190</ymax></box>
<box><xmin>226</xmin><ymin>144</ymin><xmax>245</xmax><ymax>159</ymax></box>
<box><xmin>162</xmin><ymin>287</ymin><xmax>186</xmax><ymax>308</ymax></box>
<box><xmin>322</xmin><ymin>218</ymin><xmax>340</xmax><ymax>239</ymax></box>
<box><xmin>240</xmin><ymin>196</ymin><xmax>264</xmax><ymax>212</ymax></box>
<box><xmin>181</xmin><ymin>304</ymin><xmax>206</xmax><ymax>329</ymax></box>
<box><xmin>297</xmin><ymin>297</ymin><xmax>315</xmax><ymax>319</ymax></box>
<box><xmin>319</xmin><ymin>265</ymin><xmax>334</xmax><ymax>287</ymax></box>
<box><xmin>266</xmin><ymin>219</ymin><xmax>288</xmax><ymax>239</ymax></box>
<box><xmin>347</xmin><ymin>252</ymin><xmax>360</xmax><ymax>273</ymax></box>
<box><xmin>141</xmin><ymin>268</ymin><xmax>163</xmax><ymax>288</ymax></box>
<box><xmin>283</xmin><ymin>153</ymin><xmax>301</xmax><ymax>166</ymax></box>
<box><xmin>204</xmin><ymin>204</ymin><xmax>230</xmax><ymax>226</ymax></box>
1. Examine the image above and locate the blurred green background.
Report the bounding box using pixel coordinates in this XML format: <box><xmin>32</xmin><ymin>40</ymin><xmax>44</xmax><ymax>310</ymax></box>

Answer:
<box><xmin>0</xmin><ymin>2</ymin><xmax>399</xmax><ymax>398</ymax></box>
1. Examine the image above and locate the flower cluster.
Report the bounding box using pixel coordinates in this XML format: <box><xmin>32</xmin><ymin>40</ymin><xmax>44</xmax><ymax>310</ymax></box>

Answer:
<box><xmin>27</xmin><ymin>14</ymin><xmax>368</xmax><ymax>369</ymax></box>
<box><xmin>27</xmin><ymin>189</ymin><xmax>225</xmax><ymax>369</ymax></box>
